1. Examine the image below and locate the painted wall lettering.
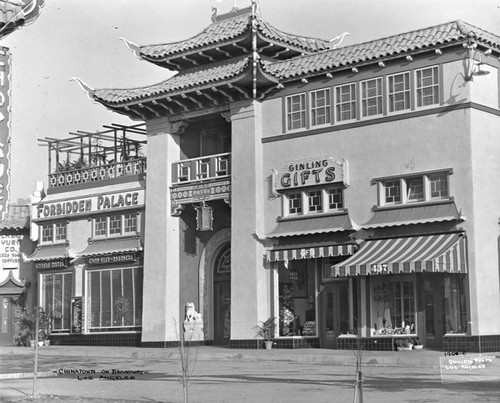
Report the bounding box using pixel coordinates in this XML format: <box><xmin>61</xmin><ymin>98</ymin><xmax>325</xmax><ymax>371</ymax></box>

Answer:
<box><xmin>35</xmin><ymin>190</ymin><xmax>144</xmax><ymax>219</ymax></box>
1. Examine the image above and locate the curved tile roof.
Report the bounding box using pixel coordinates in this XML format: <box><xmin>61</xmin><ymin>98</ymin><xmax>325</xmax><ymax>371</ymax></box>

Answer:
<box><xmin>256</xmin><ymin>18</ymin><xmax>330</xmax><ymax>52</ymax></box>
<box><xmin>0</xmin><ymin>204</ymin><xmax>30</xmax><ymax>230</ymax></box>
<box><xmin>139</xmin><ymin>9</ymin><xmax>330</xmax><ymax>61</ymax></box>
<box><xmin>141</xmin><ymin>14</ymin><xmax>251</xmax><ymax>60</ymax></box>
<box><xmin>93</xmin><ymin>56</ymin><xmax>252</xmax><ymax>105</ymax></box>
<box><xmin>262</xmin><ymin>20</ymin><xmax>500</xmax><ymax>80</ymax></box>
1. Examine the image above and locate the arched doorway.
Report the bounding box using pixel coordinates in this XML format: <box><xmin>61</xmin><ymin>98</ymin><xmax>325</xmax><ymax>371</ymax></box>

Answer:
<box><xmin>213</xmin><ymin>242</ymin><xmax>231</xmax><ymax>344</ymax></box>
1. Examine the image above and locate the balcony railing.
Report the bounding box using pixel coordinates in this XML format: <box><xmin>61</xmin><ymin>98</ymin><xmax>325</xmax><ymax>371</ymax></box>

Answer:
<box><xmin>48</xmin><ymin>158</ymin><xmax>147</xmax><ymax>188</ymax></box>
<box><xmin>172</xmin><ymin>153</ymin><xmax>231</xmax><ymax>185</ymax></box>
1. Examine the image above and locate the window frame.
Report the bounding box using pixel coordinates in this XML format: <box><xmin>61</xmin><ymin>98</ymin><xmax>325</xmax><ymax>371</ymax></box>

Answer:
<box><xmin>334</xmin><ymin>82</ymin><xmax>357</xmax><ymax>123</ymax></box>
<box><xmin>387</xmin><ymin>71</ymin><xmax>411</xmax><ymax>113</ymax></box>
<box><xmin>285</xmin><ymin>93</ymin><xmax>307</xmax><ymax>132</ymax></box>
<box><xmin>92</xmin><ymin>212</ymin><xmax>140</xmax><ymax>239</ymax></box>
<box><xmin>40</xmin><ymin>271</ymin><xmax>73</xmax><ymax>333</ymax></box>
<box><xmin>40</xmin><ymin>221</ymin><xmax>67</xmax><ymax>244</ymax></box>
<box><xmin>310</xmin><ymin>88</ymin><xmax>332</xmax><ymax>127</ymax></box>
<box><xmin>415</xmin><ymin>65</ymin><xmax>440</xmax><ymax>108</ymax></box>
<box><xmin>282</xmin><ymin>185</ymin><xmax>345</xmax><ymax>218</ymax></box>
<box><xmin>375</xmin><ymin>169</ymin><xmax>452</xmax><ymax>207</ymax></box>
<box><xmin>361</xmin><ymin>77</ymin><xmax>384</xmax><ymax>118</ymax></box>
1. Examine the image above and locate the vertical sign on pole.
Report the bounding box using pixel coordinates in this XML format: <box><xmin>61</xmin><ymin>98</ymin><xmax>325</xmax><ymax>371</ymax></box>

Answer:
<box><xmin>0</xmin><ymin>47</ymin><xmax>11</xmax><ymax>220</ymax></box>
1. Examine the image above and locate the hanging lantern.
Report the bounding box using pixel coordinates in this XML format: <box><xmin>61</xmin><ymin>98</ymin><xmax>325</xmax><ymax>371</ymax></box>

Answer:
<box><xmin>196</xmin><ymin>203</ymin><xmax>213</xmax><ymax>231</ymax></box>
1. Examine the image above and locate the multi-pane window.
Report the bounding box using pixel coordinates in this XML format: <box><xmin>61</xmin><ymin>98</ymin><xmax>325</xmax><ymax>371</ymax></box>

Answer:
<box><xmin>372</xmin><ymin>276</ymin><xmax>416</xmax><ymax>335</ymax></box>
<box><xmin>95</xmin><ymin>217</ymin><xmax>107</xmax><ymax>237</ymax></box>
<box><xmin>361</xmin><ymin>77</ymin><xmax>383</xmax><ymax>117</ymax></box>
<box><xmin>310</xmin><ymin>88</ymin><xmax>331</xmax><ymax>126</ymax></box>
<box><xmin>286</xmin><ymin>93</ymin><xmax>306</xmax><ymax>131</ymax></box>
<box><xmin>41</xmin><ymin>222</ymin><xmax>67</xmax><ymax>243</ymax></box>
<box><xmin>94</xmin><ymin>213</ymin><xmax>138</xmax><ymax>238</ymax></box>
<box><xmin>109</xmin><ymin>215</ymin><xmax>122</xmax><ymax>235</ymax></box>
<box><xmin>384</xmin><ymin>180</ymin><xmax>401</xmax><ymax>204</ymax></box>
<box><xmin>288</xmin><ymin>193</ymin><xmax>302</xmax><ymax>215</ymax></box>
<box><xmin>406</xmin><ymin>177</ymin><xmax>424</xmax><ymax>202</ymax></box>
<box><xmin>416</xmin><ymin>66</ymin><xmax>439</xmax><ymax>107</ymax></box>
<box><xmin>388</xmin><ymin>72</ymin><xmax>410</xmax><ymax>112</ymax></box>
<box><xmin>124</xmin><ymin>213</ymin><xmax>137</xmax><ymax>233</ymax></box>
<box><xmin>327</xmin><ymin>187</ymin><xmax>343</xmax><ymax>210</ymax></box>
<box><xmin>430</xmin><ymin>174</ymin><xmax>448</xmax><ymax>199</ymax></box>
<box><xmin>284</xmin><ymin>187</ymin><xmax>344</xmax><ymax>216</ymax></box>
<box><xmin>307</xmin><ymin>190</ymin><xmax>323</xmax><ymax>213</ymax></box>
<box><xmin>377</xmin><ymin>170</ymin><xmax>451</xmax><ymax>207</ymax></box>
<box><xmin>41</xmin><ymin>273</ymin><xmax>72</xmax><ymax>332</ymax></box>
<box><xmin>88</xmin><ymin>267</ymin><xmax>143</xmax><ymax>330</ymax></box>
<box><xmin>335</xmin><ymin>83</ymin><xmax>356</xmax><ymax>122</ymax></box>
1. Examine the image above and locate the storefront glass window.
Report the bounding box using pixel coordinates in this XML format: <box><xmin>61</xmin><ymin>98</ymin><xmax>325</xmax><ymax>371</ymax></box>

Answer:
<box><xmin>41</xmin><ymin>273</ymin><xmax>72</xmax><ymax>332</ymax></box>
<box><xmin>372</xmin><ymin>276</ymin><xmax>416</xmax><ymax>335</ymax></box>
<box><xmin>88</xmin><ymin>267</ymin><xmax>143</xmax><ymax>331</ymax></box>
<box><xmin>444</xmin><ymin>275</ymin><xmax>467</xmax><ymax>333</ymax></box>
<box><xmin>278</xmin><ymin>260</ymin><xmax>316</xmax><ymax>337</ymax></box>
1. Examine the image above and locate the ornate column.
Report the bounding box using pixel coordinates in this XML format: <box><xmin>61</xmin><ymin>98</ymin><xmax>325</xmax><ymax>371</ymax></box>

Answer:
<box><xmin>141</xmin><ymin>117</ymin><xmax>185</xmax><ymax>342</ymax></box>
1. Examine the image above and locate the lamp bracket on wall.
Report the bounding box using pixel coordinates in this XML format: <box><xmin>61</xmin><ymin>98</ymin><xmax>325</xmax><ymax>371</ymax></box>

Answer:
<box><xmin>463</xmin><ymin>42</ymin><xmax>491</xmax><ymax>81</ymax></box>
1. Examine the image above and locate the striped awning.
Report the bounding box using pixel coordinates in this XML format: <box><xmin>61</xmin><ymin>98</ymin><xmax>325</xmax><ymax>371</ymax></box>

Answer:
<box><xmin>267</xmin><ymin>244</ymin><xmax>355</xmax><ymax>263</ymax></box>
<box><xmin>330</xmin><ymin>233</ymin><xmax>467</xmax><ymax>277</ymax></box>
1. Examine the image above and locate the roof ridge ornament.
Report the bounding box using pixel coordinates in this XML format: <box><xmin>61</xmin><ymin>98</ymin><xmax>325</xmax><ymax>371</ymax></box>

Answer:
<box><xmin>119</xmin><ymin>37</ymin><xmax>142</xmax><ymax>59</ymax></box>
<box><xmin>69</xmin><ymin>77</ymin><xmax>96</xmax><ymax>102</ymax></box>
<box><xmin>329</xmin><ymin>32</ymin><xmax>350</xmax><ymax>49</ymax></box>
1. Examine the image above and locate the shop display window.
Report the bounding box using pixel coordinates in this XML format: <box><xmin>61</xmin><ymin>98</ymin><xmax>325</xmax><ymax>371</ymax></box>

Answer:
<box><xmin>278</xmin><ymin>260</ymin><xmax>316</xmax><ymax>337</ymax></box>
<box><xmin>371</xmin><ymin>276</ymin><xmax>416</xmax><ymax>336</ymax></box>
<box><xmin>444</xmin><ymin>275</ymin><xmax>467</xmax><ymax>334</ymax></box>
<box><xmin>87</xmin><ymin>267</ymin><xmax>143</xmax><ymax>331</ymax></box>
<box><xmin>41</xmin><ymin>272</ymin><xmax>72</xmax><ymax>332</ymax></box>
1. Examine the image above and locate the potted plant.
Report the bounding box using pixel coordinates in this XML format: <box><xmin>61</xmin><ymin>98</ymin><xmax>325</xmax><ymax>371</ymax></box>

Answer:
<box><xmin>413</xmin><ymin>339</ymin><xmax>423</xmax><ymax>350</ymax></box>
<box><xmin>255</xmin><ymin>317</ymin><xmax>276</xmax><ymax>349</ymax></box>
<box><xmin>38</xmin><ymin>309</ymin><xmax>52</xmax><ymax>346</ymax></box>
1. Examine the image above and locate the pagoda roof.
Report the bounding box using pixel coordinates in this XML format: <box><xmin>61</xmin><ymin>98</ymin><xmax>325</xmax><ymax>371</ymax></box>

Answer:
<box><xmin>263</xmin><ymin>20</ymin><xmax>500</xmax><ymax>80</ymax></box>
<box><xmin>82</xmin><ymin>19</ymin><xmax>500</xmax><ymax>121</ymax></box>
<box><xmin>85</xmin><ymin>55</ymin><xmax>278</xmax><ymax>119</ymax></box>
<box><xmin>134</xmin><ymin>6</ymin><xmax>331</xmax><ymax>70</ymax></box>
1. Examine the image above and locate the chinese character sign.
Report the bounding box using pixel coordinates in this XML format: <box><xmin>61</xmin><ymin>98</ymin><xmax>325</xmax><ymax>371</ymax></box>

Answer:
<box><xmin>0</xmin><ymin>47</ymin><xmax>10</xmax><ymax>218</ymax></box>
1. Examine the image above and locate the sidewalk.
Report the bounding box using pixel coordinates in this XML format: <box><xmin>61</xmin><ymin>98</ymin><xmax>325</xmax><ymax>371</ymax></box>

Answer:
<box><xmin>1</xmin><ymin>344</ymin><xmax>485</xmax><ymax>372</ymax></box>
<box><xmin>1</xmin><ymin>345</ymin><xmax>499</xmax><ymax>403</ymax></box>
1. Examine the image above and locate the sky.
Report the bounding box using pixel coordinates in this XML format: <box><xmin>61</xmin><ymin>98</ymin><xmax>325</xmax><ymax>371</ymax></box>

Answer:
<box><xmin>1</xmin><ymin>0</ymin><xmax>499</xmax><ymax>202</ymax></box>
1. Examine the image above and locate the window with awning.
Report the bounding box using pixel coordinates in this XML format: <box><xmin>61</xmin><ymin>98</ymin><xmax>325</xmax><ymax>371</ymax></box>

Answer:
<box><xmin>329</xmin><ymin>232</ymin><xmax>467</xmax><ymax>278</ymax></box>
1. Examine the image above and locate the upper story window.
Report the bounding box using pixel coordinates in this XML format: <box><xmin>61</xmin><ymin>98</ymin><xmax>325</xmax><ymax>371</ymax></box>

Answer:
<box><xmin>361</xmin><ymin>77</ymin><xmax>383</xmax><ymax>117</ymax></box>
<box><xmin>93</xmin><ymin>213</ymin><xmax>138</xmax><ymax>238</ymax></box>
<box><xmin>376</xmin><ymin>169</ymin><xmax>451</xmax><ymax>207</ymax></box>
<box><xmin>416</xmin><ymin>66</ymin><xmax>439</xmax><ymax>107</ymax></box>
<box><xmin>284</xmin><ymin>186</ymin><xmax>344</xmax><ymax>217</ymax></box>
<box><xmin>41</xmin><ymin>222</ymin><xmax>67</xmax><ymax>244</ymax></box>
<box><xmin>388</xmin><ymin>72</ymin><xmax>411</xmax><ymax>112</ymax></box>
<box><xmin>335</xmin><ymin>83</ymin><xmax>357</xmax><ymax>122</ymax></box>
<box><xmin>286</xmin><ymin>93</ymin><xmax>306</xmax><ymax>131</ymax></box>
<box><xmin>310</xmin><ymin>88</ymin><xmax>331</xmax><ymax>127</ymax></box>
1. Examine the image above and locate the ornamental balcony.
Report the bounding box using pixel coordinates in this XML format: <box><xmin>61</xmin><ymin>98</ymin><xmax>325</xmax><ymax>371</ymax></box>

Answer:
<box><xmin>48</xmin><ymin>158</ymin><xmax>147</xmax><ymax>189</ymax></box>
<box><xmin>40</xmin><ymin>123</ymin><xmax>147</xmax><ymax>191</ymax></box>
<box><xmin>171</xmin><ymin>152</ymin><xmax>231</xmax><ymax>185</ymax></box>
<box><xmin>170</xmin><ymin>153</ymin><xmax>231</xmax><ymax>216</ymax></box>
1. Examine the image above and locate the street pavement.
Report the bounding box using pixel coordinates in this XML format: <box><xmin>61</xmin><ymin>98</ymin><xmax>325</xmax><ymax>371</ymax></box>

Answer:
<box><xmin>1</xmin><ymin>345</ymin><xmax>499</xmax><ymax>402</ymax></box>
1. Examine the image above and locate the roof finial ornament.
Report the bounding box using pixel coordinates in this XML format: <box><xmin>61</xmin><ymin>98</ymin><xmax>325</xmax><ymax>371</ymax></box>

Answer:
<box><xmin>211</xmin><ymin>6</ymin><xmax>218</xmax><ymax>23</ymax></box>
<box><xmin>329</xmin><ymin>32</ymin><xmax>350</xmax><ymax>49</ymax></box>
<box><xmin>119</xmin><ymin>37</ymin><xmax>142</xmax><ymax>59</ymax></box>
<box><xmin>69</xmin><ymin>77</ymin><xmax>96</xmax><ymax>102</ymax></box>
